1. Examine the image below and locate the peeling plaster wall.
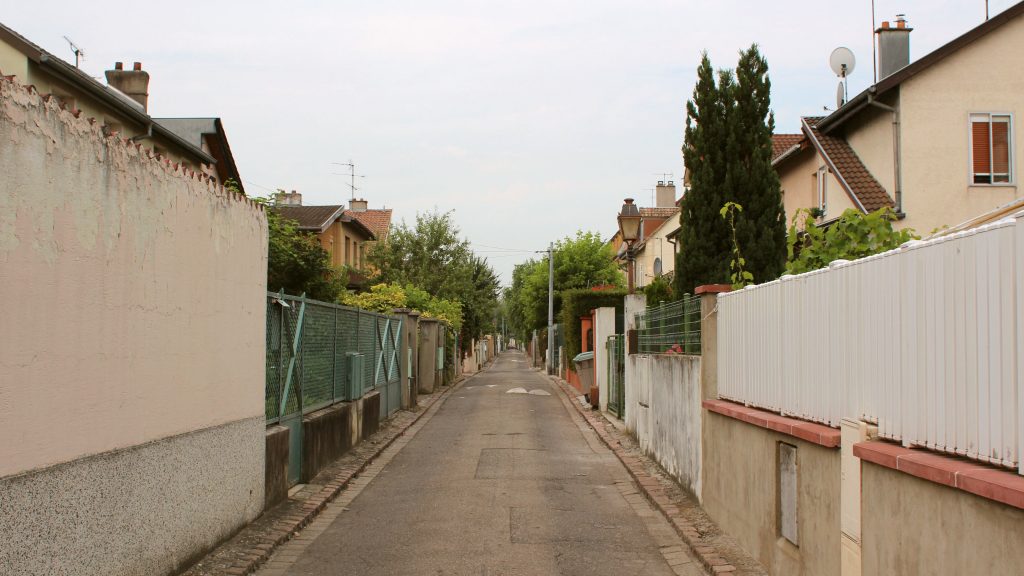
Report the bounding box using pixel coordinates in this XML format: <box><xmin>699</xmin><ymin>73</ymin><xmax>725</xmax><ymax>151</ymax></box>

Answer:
<box><xmin>0</xmin><ymin>76</ymin><xmax>268</xmax><ymax>477</ymax></box>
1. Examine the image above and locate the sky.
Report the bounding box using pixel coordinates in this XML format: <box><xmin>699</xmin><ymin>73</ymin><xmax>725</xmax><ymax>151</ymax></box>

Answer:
<box><xmin>3</xmin><ymin>0</ymin><xmax>1017</xmax><ymax>285</ymax></box>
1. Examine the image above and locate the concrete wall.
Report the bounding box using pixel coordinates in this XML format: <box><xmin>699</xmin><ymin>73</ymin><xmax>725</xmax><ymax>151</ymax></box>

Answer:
<box><xmin>861</xmin><ymin>462</ymin><xmax>1024</xmax><ymax>575</ymax></box>
<box><xmin>702</xmin><ymin>412</ymin><xmax>841</xmax><ymax>576</ymax></box>
<box><xmin>622</xmin><ymin>294</ymin><xmax>646</xmax><ymax>433</ymax></box>
<box><xmin>265</xmin><ymin>426</ymin><xmax>290</xmax><ymax>510</ymax></box>
<box><xmin>900</xmin><ymin>12</ymin><xmax>1024</xmax><ymax>233</ymax></box>
<box><xmin>631</xmin><ymin>354</ymin><xmax>703</xmax><ymax>497</ymax></box>
<box><xmin>0</xmin><ymin>76</ymin><xmax>267</xmax><ymax>575</ymax></box>
<box><xmin>593</xmin><ymin>307</ymin><xmax>616</xmax><ymax>415</ymax></box>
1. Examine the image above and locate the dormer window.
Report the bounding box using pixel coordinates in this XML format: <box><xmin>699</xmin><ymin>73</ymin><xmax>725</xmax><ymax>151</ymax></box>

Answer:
<box><xmin>970</xmin><ymin>113</ymin><xmax>1013</xmax><ymax>185</ymax></box>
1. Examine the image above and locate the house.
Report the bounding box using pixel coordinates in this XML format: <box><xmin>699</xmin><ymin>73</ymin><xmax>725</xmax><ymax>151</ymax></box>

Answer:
<box><xmin>273</xmin><ymin>192</ymin><xmax>377</xmax><ymax>289</ymax></box>
<box><xmin>774</xmin><ymin>6</ymin><xmax>1024</xmax><ymax>234</ymax></box>
<box><xmin>613</xmin><ymin>181</ymin><xmax>680</xmax><ymax>289</ymax></box>
<box><xmin>0</xmin><ymin>22</ymin><xmax>241</xmax><ymax>189</ymax></box>
<box><xmin>345</xmin><ymin>198</ymin><xmax>393</xmax><ymax>244</ymax></box>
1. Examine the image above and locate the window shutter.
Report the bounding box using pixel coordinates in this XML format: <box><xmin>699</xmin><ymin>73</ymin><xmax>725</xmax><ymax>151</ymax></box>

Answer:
<box><xmin>972</xmin><ymin>121</ymin><xmax>991</xmax><ymax>180</ymax></box>
<box><xmin>992</xmin><ymin>118</ymin><xmax>1010</xmax><ymax>182</ymax></box>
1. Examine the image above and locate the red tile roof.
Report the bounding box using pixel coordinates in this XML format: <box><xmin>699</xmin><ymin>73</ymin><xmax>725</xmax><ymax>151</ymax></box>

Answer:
<box><xmin>273</xmin><ymin>205</ymin><xmax>344</xmax><ymax>232</ymax></box>
<box><xmin>772</xmin><ymin>134</ymin><xmax>803</xmax><ymax>162</ymax></box>
<box><xmin>639</xmin><ymin>207</ymin><xmax>679</xmax><ymax>219</ymax></box>
<box><xmin>802</xmin><ymin>117</ymin><xmax>895</xmax><ymax>213</ymax></box>
<box><xmin>346</xmin><ymin>209</ymin><xmax>392</xmax><ymax>239</ymax></box>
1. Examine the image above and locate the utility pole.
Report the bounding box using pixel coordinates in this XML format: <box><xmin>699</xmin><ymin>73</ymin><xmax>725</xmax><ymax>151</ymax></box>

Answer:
<box><xmin>547</xmin><ymin>242</ymin><xmax>554</xmax><ymax>374</ymax></box>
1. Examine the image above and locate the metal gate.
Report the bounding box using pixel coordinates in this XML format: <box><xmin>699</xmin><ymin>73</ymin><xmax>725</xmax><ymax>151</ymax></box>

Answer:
<box><xmin>266</xmin><ymin>291</ymin><xmax>404</xmax><ymax>486</ymax></box>
<box><xmin>606</xmin><ymin>335</ymin><xmax>625</xmax><ymax>419</ymax></box>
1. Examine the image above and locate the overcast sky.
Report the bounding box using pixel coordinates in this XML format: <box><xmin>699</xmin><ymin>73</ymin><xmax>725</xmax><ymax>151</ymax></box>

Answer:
<box><xmin>4</xmin><ymin>0</ymin><xmax>1015</xmax><ymax>285</ymax></box>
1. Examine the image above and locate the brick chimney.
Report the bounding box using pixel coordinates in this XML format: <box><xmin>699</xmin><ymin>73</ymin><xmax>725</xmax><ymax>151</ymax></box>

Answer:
<box><xmin>105</xmin><ymin>62</ymin><xmax>150</xmax><ymax>111</ymax></box>
<box><xmin>655</xmin><ymin>181</ymin><xmax>676</xmax><ymax>208</ymax></box>
<box><xmin>275</xmin><ymin>190</ymin><xmax>303</xmax><ymax>206</ymax></box>
<box><xmin>349</xmin><ymin>198</ymin><xmax>368</xmax><ymax>212</ymax></box>
<box><xmin>876</xmin><ymin>16</ymin><xmax>913</xmax><ymax>80</ymax></box>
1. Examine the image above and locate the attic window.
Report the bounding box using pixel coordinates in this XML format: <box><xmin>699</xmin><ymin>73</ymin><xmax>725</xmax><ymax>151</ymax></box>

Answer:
<box><xmin>971</xmin><ymin>113</ymin><xmax>1013</xmax><ymax>185</ymax></box>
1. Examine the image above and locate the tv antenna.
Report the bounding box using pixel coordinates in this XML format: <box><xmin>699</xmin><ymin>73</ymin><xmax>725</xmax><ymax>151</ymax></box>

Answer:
<box><xmin>63</xmin><ymin>36</ymin><xmax>85</xmax><ymax>68</ymax></box>
<box><xmin>331</xmin><ymin>160</ymin><xmax>365</xmax><ymax>201</ymax></box>
<box><xmin>653</xmin><ymin>172</ymin><xmax>675</xmax><ymax>183</ymax></box>
<box><xmin>829</xmin><ymin>47</ymin><xmax>856</xmax><ymax>108</ymax></box>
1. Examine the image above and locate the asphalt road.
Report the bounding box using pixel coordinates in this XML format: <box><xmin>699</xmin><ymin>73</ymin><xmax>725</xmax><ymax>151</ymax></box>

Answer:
<box><xmin>261</xmin><ymin>351</ymin><xmax>701</xmax><ymax>576</ymax></box>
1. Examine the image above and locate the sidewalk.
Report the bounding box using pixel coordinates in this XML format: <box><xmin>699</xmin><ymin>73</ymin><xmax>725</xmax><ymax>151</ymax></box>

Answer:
<box><xmin>548</xmin><ymin>372</ymin><xmax>768</xmax><ymax>576</ymax></box>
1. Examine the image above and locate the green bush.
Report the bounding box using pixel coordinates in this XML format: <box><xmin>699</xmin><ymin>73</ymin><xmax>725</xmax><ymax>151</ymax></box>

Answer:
<box><xmin>558</xmin><ymin>288</ymin><xmax>627</xmax><ymax>362</ymax></box>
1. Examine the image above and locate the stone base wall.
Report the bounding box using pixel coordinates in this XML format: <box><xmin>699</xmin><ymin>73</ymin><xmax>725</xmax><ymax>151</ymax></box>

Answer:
<box><xmin>301</xmin><ymin>403</ymin><xmax>353</xmax><ymax>483</ymax></box>
<box><xmin>0</xmin><ymin>416</ymin><xmax>264</xmax><ymax>576</ymax></box>
<box><xmin>265</xmin><ymin>425</ymin><xmax>290</xmax><ymax>510</ymax></box>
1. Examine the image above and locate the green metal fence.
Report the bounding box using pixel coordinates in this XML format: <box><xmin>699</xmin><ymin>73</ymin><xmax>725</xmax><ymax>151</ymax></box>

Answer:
<box><xmin>634</xmin><ymin>294</ymin><xmax>702</xmax><ymax>355</ymax></box>
<box><xmin>606</xmin><ymin>334</ymin><xmax>626</xmax><ymax>418</ymax></box>
<box><xmin>265</xmin><ymin>291</ymin><xmax>403</xmax><ymax>424</ymax></box>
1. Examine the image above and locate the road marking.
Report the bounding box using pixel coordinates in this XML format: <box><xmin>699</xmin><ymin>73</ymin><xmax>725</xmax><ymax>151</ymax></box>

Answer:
<box><xmin>506</xmin><ymin>388</ymin><xmax>528</xmax><ymax>394</ymax></box>
<box><xmin>528</xmin><ymin>389</ymin><xmax>551</xmax><ymax>396</ymax></box>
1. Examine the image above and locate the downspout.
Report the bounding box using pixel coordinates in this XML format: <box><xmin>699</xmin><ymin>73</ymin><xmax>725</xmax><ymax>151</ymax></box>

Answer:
<box><xmin>130</xmin><ymin>123</ymin><xmax>153</xmax><ymax>142</ymax></box>
<box><xmin>866</xmin><ymin>92</ymin><xmax>903</xmax><ymax>216</ymax></box>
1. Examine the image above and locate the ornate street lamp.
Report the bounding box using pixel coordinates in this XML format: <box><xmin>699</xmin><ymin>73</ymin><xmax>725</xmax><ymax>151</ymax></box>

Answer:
<box><xmin>618</xmin><ymin>198</ymin><xmax>642</xmax><ymax>294</ymax></box>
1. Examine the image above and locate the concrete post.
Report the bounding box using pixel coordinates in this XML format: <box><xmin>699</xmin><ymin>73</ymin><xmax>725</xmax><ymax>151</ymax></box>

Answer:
<box><xmin>623</xmin><ymin>293</ymin><xmax>646</xmax><ymax>433</ymax></box>
<box><xmin>694</xmin><ymin>285</ymin><xmax>731</xmax><ymax>402</ymax></box>
<box><xmin>391</xmin><ymin>308</ymin><xmax>414</xmax><ymax>409</ymax></box>
<box><xmin>593</xmin><ymin>307</ymin><xmax>616</xmax><ymax>414</ymax></box>
<box><xmin>418</xmin><ymin>319</ymin><xmax>439</xmax><ymax>394</ymax></box>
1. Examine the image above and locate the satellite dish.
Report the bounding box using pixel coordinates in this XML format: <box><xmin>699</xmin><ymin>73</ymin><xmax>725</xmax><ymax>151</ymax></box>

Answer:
<box><xmin>837</xmin><ymin>81</ymin><xmax>846</xmax><ymax>109</ymax></box>
<box><xmin>829</xmin><ymin>47</ymin><xmax>856</xmax><ymax>78</ymax></box>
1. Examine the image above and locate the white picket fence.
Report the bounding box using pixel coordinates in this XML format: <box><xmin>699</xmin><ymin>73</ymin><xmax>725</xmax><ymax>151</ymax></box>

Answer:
<box><xmin>718</xmin><ymin>217</ymin><xmax>1024</xmax><ymax>473</ymax></box>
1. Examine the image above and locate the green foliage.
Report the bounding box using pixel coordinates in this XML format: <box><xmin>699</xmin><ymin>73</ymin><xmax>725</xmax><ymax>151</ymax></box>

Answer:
<box><xmin>786</xmin><ymin>208</ymin><xmax>918</xmax><ymax>274</ymax></box>
<box><xmin>505</xmin><ymin>231</ymin><xmax>624</xmax><ymax>339</ymax></box>
<box><xmin>643</xmin><ymin>275</ymin><xmax>674</xmax><ymax>306</ymax></box>
<box><xmin>368</xmin><ymin>210</ymin><xmax>497</xmax><ymax>343</ymax></box>
<box><xmin>558</xmin><ymin>288</ymin><xmax>627</xmax><ymax>362</ymax></box>
<box><xmin>257</xmin><ymin>195</ymin><xmax>346</xmax><ymax>302</ymax></box>
<box><xmin>720</xmin><ymin>202</ymin><xmax>754</xmax><ymax>289</ymax></box>
<box><xmin>676</xmin><ymin>45</ymin><xmax>786</xmax><ymax>295</ymax></box>
<box><xmin>339</xmin><ymin>283</ymin><xmax>463</xmax><ymax>330</ymax></box>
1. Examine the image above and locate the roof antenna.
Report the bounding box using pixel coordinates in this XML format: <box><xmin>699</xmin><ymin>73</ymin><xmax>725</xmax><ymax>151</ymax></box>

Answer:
<box><xmin>986</xmin><ymin>0</ymin><xmax>990</xmax><ymax>20</ymax></box>
<box><xmin>331</xmin><ymin>160</ymin><xmax>365</xmax><ymax>201</ymax></box>
<box><xmin>870</xmin><ymin>0</ymin><xmax>877</xmax><ymax>83</ymax></box>
<box><xmin>63</xmin><ymin>36</ymin><xmax>84</xmax><ymax>68</ymax></box>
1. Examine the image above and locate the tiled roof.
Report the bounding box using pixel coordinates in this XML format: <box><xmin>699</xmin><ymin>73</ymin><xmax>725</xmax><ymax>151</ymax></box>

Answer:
<box><xmin>273</xmin><ymin>205</ymin><xmax>344</xmax><ymax>232</ymax></box>
<box><xmin>802</xmin><ymin>117</ymin><xmax>894</xmax><ymax>213</ymax></box>
<box><xmin>346</xmin><ymin>209</ymin><xmax>392</xmax><ymax>239</ymax></box>
<box><xmin>640</xmin><ymin>207</ymin><xmax>679</xmax><ymax>219</ymax></box>
<box><xmin>772</xmin><ymin>134</ymin><xmax>803</xmax><ymax>162</ymax></box>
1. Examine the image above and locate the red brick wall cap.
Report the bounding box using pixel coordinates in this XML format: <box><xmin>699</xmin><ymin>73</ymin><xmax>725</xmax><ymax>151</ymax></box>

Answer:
<box><xmin>853</xmin><ymin>441</ymin><xmax>1024</xmax><ymax>510</ymax></box>
<box><xmin>703</xmin><ymin>399</ymin><xmax>840</xmax><ymax>448</ymax></box>
<box><xmin>695</xmin><ymin>284</ymin><xmax>733</xmax><ymax>295</ymax></box>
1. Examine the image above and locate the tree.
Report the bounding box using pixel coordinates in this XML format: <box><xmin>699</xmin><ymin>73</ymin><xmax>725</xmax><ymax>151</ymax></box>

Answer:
<box><xmin>368</xmin><ymin>210</ymin><xmax>500</xmax><ymax>346</ymax></box>
<box><xmin>675</xmin><ymin>46</ymin><xmax>787</xmax><ymax>294</ymax></box>
<box><xmin>506</xmin><ymin>231</ymin><xmax>623</xmax><ymax>336</ymax></box>
<box><xmin>262</xmin><ymin>200</ymin><xmax>346</xmax><ymax>301</ymax></box>
<box><xmin>786</xmin><ymin>208</ymin><xmax>918</xmax><ymax>274</ymax></box>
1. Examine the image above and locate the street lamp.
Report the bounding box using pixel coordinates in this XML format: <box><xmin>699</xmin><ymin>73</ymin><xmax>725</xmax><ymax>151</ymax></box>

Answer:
<box><xmin>618</xmin><ymin>198</ymin><xmax>642</xmax><ymax>294</ymax></box>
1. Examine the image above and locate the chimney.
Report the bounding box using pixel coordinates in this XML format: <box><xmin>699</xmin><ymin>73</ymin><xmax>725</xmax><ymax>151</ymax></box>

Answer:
<box><xmin>349</xmin><ymin>198</ymin><xmax>368</xmax><ymax>212</ymax></box>
<box><xmin>655</xmin><ymin>181</ymin><xmax>676</xmax><ymax>208</ymax></box>
<box><xmin>105</xmin><ymin>61</ymin><xmax>150</xmax><ymax>111</ymax></box>
<box><xmin>876</xmin><ymin>16</ymin><xmax>913</xmax><ymax>80</ymax></box>
<box><xmin>275</xmin><ymin>190</ymin><xmax>303</xmax><ymax>206</ymax></box>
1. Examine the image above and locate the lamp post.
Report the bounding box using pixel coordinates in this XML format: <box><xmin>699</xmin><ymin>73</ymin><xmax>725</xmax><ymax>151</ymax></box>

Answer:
<box><xmin>618</xmin><ymin>198</ymin><xmax>642</xmax><ymax>294</ymax></box>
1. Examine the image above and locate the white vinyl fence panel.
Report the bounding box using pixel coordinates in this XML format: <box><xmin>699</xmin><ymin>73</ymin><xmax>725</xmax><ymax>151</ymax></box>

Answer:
<box><xmin>718</xmin><ymin>218</ymin><xmax>1022</xmax><ymax>472</ymax></box>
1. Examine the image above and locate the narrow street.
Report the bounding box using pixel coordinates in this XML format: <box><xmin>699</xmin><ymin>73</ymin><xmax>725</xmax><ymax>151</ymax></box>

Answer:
<box><xmin>257</xmin><ymin>351</ymin><xmax>702</xmax><ymax>576</ymax></box>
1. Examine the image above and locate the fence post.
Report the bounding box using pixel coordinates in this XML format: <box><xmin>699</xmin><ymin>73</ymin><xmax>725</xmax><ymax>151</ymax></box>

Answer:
<box><xmin>695</xmin><ymin>284</ymin><xmax>732</xmax><ymax>402</ymax></box>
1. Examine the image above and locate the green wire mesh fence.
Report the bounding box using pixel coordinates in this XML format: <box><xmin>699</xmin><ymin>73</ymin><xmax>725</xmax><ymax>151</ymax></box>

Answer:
<box><xmin>634</xmin><ymin>294</ymin><xmax>702</xmax><ymax>355</ymax></box>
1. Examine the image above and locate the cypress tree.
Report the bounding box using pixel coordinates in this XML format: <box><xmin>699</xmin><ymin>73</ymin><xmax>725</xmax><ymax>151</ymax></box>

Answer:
<box><xmin>675</xmin><ymin>54</ymin><xmax>733</xmax><ymax>295</ymax></box>
<box><xmin>725</xmin><ymin>44</ymin><xmax>787</xmax><ymax>285</ymax></box>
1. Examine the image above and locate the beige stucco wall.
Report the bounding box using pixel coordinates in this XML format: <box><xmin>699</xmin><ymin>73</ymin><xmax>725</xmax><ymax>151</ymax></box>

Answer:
<box><xmin>702</xmin><ymin>412</ymin><xmax>841</xmax><ymax>576</ymax></box>
<box><xmin>842</xmin><ymin>95</ymin><xmax>898</xmax><ymax>198</ymax></box>
<box><xmin>779</xmin><ymin>147</ymin><xmax>857</xmax><ymax>225</ymax></box>
<box><xmin>898</xmin><ymin>13</ymin><xmax>1024</xmax><ymax>233</ymax></box>
<box><xmin>861</xmin><ymin>462</ymin><xmax>1024</xmax><ymax>575</ymax></box>
<box><xmin>0</xmin><ymin>76</ymin><xmax>268</xmax><ymax>478</ymax></box>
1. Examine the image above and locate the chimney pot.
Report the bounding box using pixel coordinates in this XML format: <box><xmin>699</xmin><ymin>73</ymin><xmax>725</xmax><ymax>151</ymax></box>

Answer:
<box><xmin>115</xmin><ymin>62</ymin><xmax>124</xmax><ymax>70</ymax></box>
<box><xmin>881</xmin><ymin>20</ymin><xmax>890</xmax><ymax>28</ymax></box>
<box><xmin>133</xmin><ymin>62</ymin><xmax>142</xmax><ymax>71</ymax></box>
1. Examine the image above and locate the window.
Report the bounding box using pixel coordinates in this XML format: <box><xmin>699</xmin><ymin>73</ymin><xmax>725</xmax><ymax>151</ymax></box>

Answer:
<box><xmin>971</xmin><ymin>113</ymin><xmax>1013</xmax><ymax>184</ymax></box>
<box><xmin>344</xmin><ymin>236</ymin><xmax>351</xmax><ymax>265</ymax></box>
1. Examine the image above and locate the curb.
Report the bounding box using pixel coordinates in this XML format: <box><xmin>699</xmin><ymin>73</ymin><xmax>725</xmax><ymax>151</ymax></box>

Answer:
<box><xmin>549</xmin><ymin>374</ymin><xmax>738</xmax><ymax>575</ymax></box>
<box><xmin>195</xmin><ymin>367</ymin><xmax>487</xmax><ymax>576</ymax></box>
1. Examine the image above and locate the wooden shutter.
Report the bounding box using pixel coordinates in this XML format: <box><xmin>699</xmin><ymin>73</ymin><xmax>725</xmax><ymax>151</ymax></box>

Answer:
<box><xmin>992</xmin><ymin>118</ymin><xmax>1010</xmax><ymax>182</ymax></box>
<box><xmin>972</xmin><ymin>120</ymin><xmax>991</xmax><ymax>183</ymax></box>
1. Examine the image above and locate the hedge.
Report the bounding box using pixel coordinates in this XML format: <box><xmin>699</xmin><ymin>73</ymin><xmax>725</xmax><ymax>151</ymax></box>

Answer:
<box><xmin>558</xmin><ymin>288</ymin><xmax>627</xmax><ymax>363</ymax></box>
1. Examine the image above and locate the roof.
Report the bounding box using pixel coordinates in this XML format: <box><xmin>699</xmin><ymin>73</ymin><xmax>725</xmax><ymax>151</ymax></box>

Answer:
<box><xmin>156</xmin><ymin>117</ymin><xmax>243</xmax><ymax>193</ymax></box>
<box><xmin>802</xmin><ymin>117</ymin><xmax>894</xmax><ymax>213</ymax></box>
<box><xmin>818</xmin><ymin>2</ymin><xmax>1024</xmax><ymax>133</ymax></box>
<box><xmin>0</xmin><ymin>22</ymin><xmax>215</xmax><ymax>166</ymax></box>
<box><xmin>345</xmin><ymin>209</ymin><xmax>392</xmax><ymax>239</ymax></box>
<box><xmin>274</xmin><ymin>205</ymin><xmax>345</xmax><ymax>232</ymax></box>
<box><xmin>640</xmin><ymin>207</ymin><xmax>679</xmax><ymax>219</ymax></box>
<box><xmin>772</xmin><ymin>134</ymin><xmax>803</xmax><ymax>162</ymax></box>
